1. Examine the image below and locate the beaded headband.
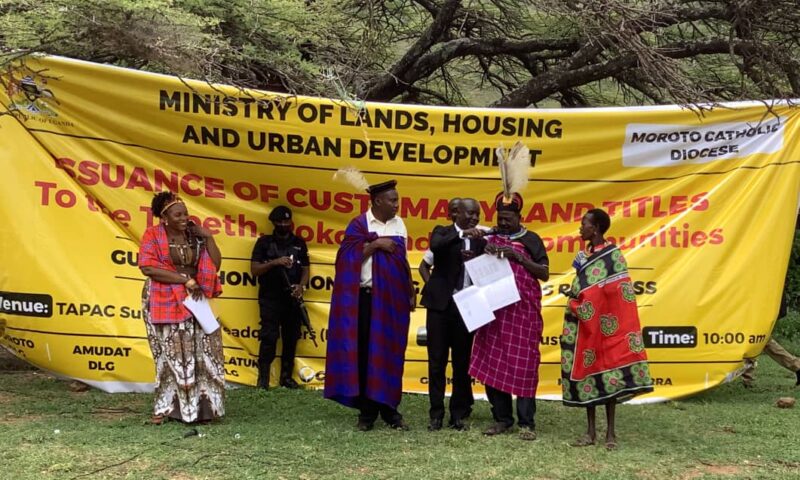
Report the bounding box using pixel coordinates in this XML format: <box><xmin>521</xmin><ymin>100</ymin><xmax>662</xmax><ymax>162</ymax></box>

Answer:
<box><xmin>161</xmin><ymin>197</ymin><xmax>184</xmax><ymax>216</ymax></box>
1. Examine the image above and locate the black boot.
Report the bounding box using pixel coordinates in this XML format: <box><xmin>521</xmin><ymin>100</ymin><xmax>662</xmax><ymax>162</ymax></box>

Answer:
<box><xmin>280</xmin><ymin>358</ymin><xmax>299</xmax><ymax>389</ymax></box>
<box><xmin>795</xmin><ymin>369</ymin><xmax>800</xmax><ymax>386</ymax></box>
<box><xmin>257</xmin><ymin>368</ymin><xmax>270</xmax><ymax>390</ymax></box>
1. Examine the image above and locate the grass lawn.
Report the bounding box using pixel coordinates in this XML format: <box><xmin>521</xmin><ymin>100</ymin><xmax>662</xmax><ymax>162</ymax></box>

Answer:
<box><xmin>2</xmin><ymin>349</ymin><xmax>800</xmax><ymax>480</ymax></box>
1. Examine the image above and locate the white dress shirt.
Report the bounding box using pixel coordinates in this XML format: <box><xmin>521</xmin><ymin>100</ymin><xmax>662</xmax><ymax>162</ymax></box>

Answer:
<box><xmin>454</xmin><ymin>223</ymin><xmax>473</xmax><ymax>290</ymax></box>
<box><xmin>423</xmin><ymin>224</ymin><xmax>488</xmax><ymax>265</ymax></box>
<box><xmin>360</xmin><ymin>209</ymin><xmax>407</xmax><ymax>287</ymax></box>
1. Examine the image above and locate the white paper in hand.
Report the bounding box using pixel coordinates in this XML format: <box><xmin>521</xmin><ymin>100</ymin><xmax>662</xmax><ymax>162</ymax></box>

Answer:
<box><xmin>453</xmin><ymin>286</ymin><xmax>495</xmax><ymax>332</ymax></box>
<box><xmin>482</xmin><ymin>275</ymin><xmax>521</xmax><ymax>311</ymax></box>
<box><xmin>462</xmin><ymin>254</ymin><xmax>521</xmax><ymax>311</ymax></box>
<box><xmin>183</xmin><ymin>296</ymin><xmax>220</xmax><ymax>335</ymax></box>
<box><xmin>464</xmin><ymin>254</ymin><xmax>515</xmax><ymax>287</ymax></box>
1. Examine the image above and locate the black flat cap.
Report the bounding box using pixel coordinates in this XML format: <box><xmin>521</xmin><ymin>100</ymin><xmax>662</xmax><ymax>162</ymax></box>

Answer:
<box><xmin>367</xmin><ymin>180</ymin><xmax>397</xmax><ymax>197</ymax></box>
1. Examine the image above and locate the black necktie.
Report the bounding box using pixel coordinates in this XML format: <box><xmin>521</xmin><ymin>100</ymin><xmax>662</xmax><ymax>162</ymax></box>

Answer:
<box><xmin>456</xmin><ymin>238</ymin><xmax>466</xmax><ymax>290</ymax></box>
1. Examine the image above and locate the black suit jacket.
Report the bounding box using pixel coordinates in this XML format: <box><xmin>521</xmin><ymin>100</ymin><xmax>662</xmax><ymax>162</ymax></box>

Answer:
<box><xmin>420</xmin><ymin>224</ymin><xmax>486</xmax><ymax>312</ymax></box>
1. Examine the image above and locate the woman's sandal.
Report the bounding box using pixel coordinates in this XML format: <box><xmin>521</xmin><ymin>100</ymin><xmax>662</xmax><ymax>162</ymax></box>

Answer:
<box><xmin>150</xmin><ymin>414</ymin><xmax>167</xmax><ymax>425</ymax></box>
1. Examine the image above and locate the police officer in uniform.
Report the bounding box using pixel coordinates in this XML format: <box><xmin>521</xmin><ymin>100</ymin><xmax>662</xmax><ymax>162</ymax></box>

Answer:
<box><xmin>251</xmin><ymin>206</ymin><xmax>310</xmax><ymax>389</ymax></box>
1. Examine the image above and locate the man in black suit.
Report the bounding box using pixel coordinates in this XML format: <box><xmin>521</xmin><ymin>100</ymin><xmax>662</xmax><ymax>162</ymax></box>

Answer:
<box><xmin>421</xmin><ymin>198</ymin><xmax>486</xmax><ymax>431</ymax></box>
<box><xmin>419</xmin><ymin>197</ymin><xmax>461</xmax><ymax>283</ymax></box>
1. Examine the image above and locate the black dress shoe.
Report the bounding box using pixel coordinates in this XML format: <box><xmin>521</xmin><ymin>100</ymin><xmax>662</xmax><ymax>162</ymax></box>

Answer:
<box><xmin>483</xmin><ymin>422</ymin><xmax>511</xmax><ymax>436</ymax></box>
<box><xmin>449</xmin><ymin>419</ymin><xmax>468</xmax><ymax>431</ymax></box>
<box><xmin>356</xmin><ymin>420</ymin><xmax>374</xmax><ymax>432</ymax></box>
<box><xmin>280</xmin><ymin>377</ymin><xmax>300</xmax><ymax>389</ymax></box>
<box><xmin>428</xmin><ymin>418</ymin><xmax>443</xmax><ymax>431</ymax></box>
<box><xmin>389</xmin><ymin>419</ymin><xmax>410</xmax><ymax>431</ymax></box>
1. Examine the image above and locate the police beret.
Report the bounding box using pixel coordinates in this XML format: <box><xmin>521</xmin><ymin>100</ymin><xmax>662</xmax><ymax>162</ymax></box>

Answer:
<box><xmin>268</xmin><ymin>206</ymin><xmax>292</xmax><ymax>221</ymax></box>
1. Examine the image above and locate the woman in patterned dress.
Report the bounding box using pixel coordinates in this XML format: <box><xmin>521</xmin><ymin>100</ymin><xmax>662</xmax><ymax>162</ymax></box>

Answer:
<box><xmin>139</xmin><ymin>192</ymin><xmax>224</xmax><ymax>424</ymax></box>
<box><xmin>561</xmin><ymin>208</ymin><xmax>653</xmax><ymax>449</ymax></box>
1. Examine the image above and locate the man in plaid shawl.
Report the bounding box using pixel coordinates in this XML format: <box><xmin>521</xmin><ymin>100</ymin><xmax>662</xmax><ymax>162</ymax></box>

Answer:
<box><xmin>469</xmin><ymin>192</ymin><xmax>549</xmax><ymax>441</ymax></box>
<box><xmin>324</xmin><ymin>180</ymin><xmax>416</xmax><ymax>431</ymax></box>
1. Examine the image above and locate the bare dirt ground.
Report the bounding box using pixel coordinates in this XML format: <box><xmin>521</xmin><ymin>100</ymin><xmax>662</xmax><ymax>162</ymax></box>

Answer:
<box><xmin>0</xmin><ymin>347</ymin><xmax>34</xmax><ymax>371</ymax></box>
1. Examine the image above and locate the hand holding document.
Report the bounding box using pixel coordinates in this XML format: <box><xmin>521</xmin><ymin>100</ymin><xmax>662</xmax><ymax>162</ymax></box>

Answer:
<box><xmin>454</xmin><ymin>254</ymin><xmax>521</xmax><ymax>332</ymax></box>
<box><xmin>183</xmin><ymin>296</ymin><xmax>220</xmax><ymax>335</ymax></box>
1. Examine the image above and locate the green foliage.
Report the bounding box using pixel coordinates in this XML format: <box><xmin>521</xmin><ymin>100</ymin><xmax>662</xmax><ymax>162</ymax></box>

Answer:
<box><xmin>785</xmin><ymin>230</ymin><xmax>800</xmax><ymax>309</ymax></box>
<box><xmin>774</xmin><ymin>311</ymin><xmax>800</xmax><ymax>342</ymax></box>
<box><xmin>770</xmin><ymin>231</ymin><xmax>800</xmax><ymax>341</ymax></box>
<box><xmin>176</xmin><ymin>0</ymin><xmax>364</xmax><ymax>94</ymax></box>
<box><xmin>0</xmin><ymin>0</ymin><xmax>224</xmax><ymax>75</ymax></box>
<box><xmin>0</xmin><ymin>0</ymin><xmax>365</xmax><ymax>96</ymax></box>
<box><xmin>3</xmin><ymin>1</ymin><xmax>800</xmax><ymax>105</ymax></box>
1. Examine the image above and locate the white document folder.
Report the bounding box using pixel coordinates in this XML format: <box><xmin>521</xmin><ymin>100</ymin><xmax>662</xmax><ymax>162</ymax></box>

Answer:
<box><xmin>453</xmin><ymin>286</ymin><xmax>496</xmax><ymax>332</ymax></box>
<box><xmin>183</xmin><ymin>296</ymin><xmax>220</xmax><ymax>335</ymax></box>
<box><xmin>463</xmin><ymin>254</ymin><xmax>521</xmax><ymax>312</ymax></box>
<box><xmin>464</xmin><ymin>254</ymin><xmax>516</xmax><ymax>287</ymax></box>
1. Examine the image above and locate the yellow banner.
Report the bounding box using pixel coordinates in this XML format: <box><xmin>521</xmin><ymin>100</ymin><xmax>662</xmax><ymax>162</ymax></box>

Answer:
<box><xmin>1</xmin><ymin>55</ymin><xmax>798</xmax><ymax>400</ymax></box>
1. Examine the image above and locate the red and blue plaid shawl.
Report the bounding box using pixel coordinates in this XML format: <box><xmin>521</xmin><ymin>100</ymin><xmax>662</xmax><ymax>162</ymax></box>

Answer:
<box><xmin>324</xmin><ymin>214</ymin><xmax>412</xmax><ymax>409</ymax></box>
<box><xmin>138</xmin><ymin>224</ymin><xmax>222</xmax><ymax>324</ymax></box>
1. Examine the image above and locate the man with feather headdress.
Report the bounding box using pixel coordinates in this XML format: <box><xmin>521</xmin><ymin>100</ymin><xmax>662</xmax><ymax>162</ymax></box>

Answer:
<box><xmin>469</xmin><ymin>142</ymin><xmax>549</xmax><ymax>441</ymax></box>
<box><xmin>324</xmin><ymin>168</ymin><xmax>416</xmax><ymax>431</ymax></box>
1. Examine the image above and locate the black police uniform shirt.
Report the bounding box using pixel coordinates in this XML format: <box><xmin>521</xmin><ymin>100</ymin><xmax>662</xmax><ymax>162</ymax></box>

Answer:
<box><xmin>251</xmin><ymin>233</ymin><xmax>310</xmax><ymax>300</ymax></box>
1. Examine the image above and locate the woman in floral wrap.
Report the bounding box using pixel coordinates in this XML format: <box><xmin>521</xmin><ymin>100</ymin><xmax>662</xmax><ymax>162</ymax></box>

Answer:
<box><xmin>561</xmin><ymin>208</ymin><xmax>653</xmax><ymax>449</ymax></box>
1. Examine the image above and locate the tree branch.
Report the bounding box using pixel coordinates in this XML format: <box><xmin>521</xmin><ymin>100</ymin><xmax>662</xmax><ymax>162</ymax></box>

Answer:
<box><xmin>492</xmin><ymin>39</ymin><xmax>755</xmax><ymax>107</ymax></box>
<box><xmin>362</xmin><ymin>0</ymin><xmax>462</xmax><ymax>100</ymax></box>
<box><xmin>365</xmin><ymin>36</ymin><xmax>579</xmax><ymax>101</ymax></box>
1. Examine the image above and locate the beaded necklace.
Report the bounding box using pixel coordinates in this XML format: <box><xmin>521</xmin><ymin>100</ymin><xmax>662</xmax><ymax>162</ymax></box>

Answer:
<box><xmin>586</xmin><ymin>240</ymin><xmax>610</xmax><ymax>255</ymax></box>
<box><xmin>168</xmin><ymin>235</ymin><xmax>194</xmax><ymax>268</ymax></box>
<box><xmin>499</xmin><ymin>227</ymin><xmax>528</xmax><ymax>241</ymax></box>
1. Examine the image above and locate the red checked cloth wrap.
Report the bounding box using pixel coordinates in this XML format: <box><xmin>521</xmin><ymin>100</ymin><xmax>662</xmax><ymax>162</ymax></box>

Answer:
<box><xmin>139</xmin><ymin>224</ymin><xmax>222</xmax><ymax>324</ymax></box>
